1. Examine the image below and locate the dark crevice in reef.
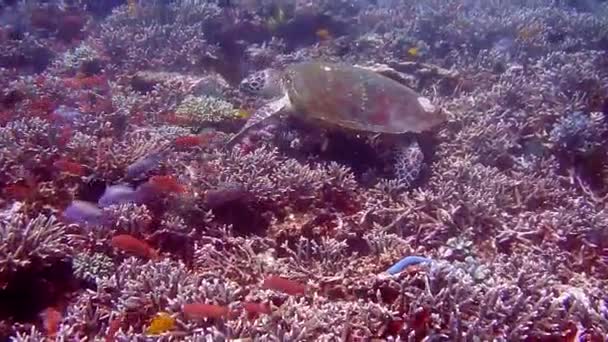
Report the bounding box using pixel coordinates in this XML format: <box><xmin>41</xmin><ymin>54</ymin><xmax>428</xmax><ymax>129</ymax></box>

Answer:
<box><xmin>211</xmin><ymin>200</ymin><xmax>270</xmax><ymax>237</ymax></box>
<box><xmin>0</xmin><ymin>258</ymin><xmax>78</xmax><ymax>324</ymax></box>
<box><xmin>76</xmin><ymin>178</ymin><xmax>108</xmax><ymax>204</ymax></box>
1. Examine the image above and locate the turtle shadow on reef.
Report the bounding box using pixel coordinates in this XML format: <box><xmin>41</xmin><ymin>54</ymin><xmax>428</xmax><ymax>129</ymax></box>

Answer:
<box><xmin>273</xmin><ymin>116</ymin><xmax>384</xmax><ymax>180</ymax></box>
<box><xmin>274</xmin><ymin>116</ymin><xmax>442</xmax><ymax>188</ymax></box>
<box><xmin>204</xmin><ymin>185</ymin><xmax>270</xmax><ymax>237</ymax></box>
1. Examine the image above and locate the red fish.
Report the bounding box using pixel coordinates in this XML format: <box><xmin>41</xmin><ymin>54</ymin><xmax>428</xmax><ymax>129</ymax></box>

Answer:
<box><xmin>148</xmin><ymin>175</ymin><xmax>186</xmax><ymax>194</ymax></box>
<box><xmin>174</xmin><ymin>135</ymin><xmax>205</xmax><ymax>148</ymax></box>
<box><xmin>111</xmin><ymin>234</ymin><xmax>158</xmax><ymax>260</ymax></box>
<box><xmin>40</xmin><ymin>307</ymin><xmax>61</xmax><ymax>338</ymax></box>
<box><xmin>242</xmin><ymin>301</ymin><xmax>271</xmax><ymax>320</ymax></box>
<box><xmin>105</xmin><ymin>313</ymin><xmax>123</xmax><ymax>342</ymax></box>
<box><xmin>182</xmin><ymin>303</ymin><xmax>232</xmax><ymax>320</ymax></box>
<box><xmin>3</xmin><ymin>175</ymin><xmax>38</xmax><ymax>201</ymax></box>
<box><xmin>173</xmin><ymin>132</ymin><xmax>218</xmax><ymax>149</ymax></box>
<box><xmin>53</xmin><ymin>159</ymin><xmax>85</xmax><ymax>176</ymax></box>
<box><xmin>3</xmin><ymin>183</ymin><xmax>34</xmax><ymax>200</ymax></box>
<box><xmin>262</xmin><ymin>276</ymin><xmax>307</xmax><ymax>296</ymax></box>
<box><xmin>163</xmin><ymin>112</ymin><xmax>193</xmax><ymax>126</ymax></box>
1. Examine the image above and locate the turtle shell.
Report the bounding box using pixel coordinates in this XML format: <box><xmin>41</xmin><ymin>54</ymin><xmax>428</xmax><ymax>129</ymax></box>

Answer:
<box><xmin>282</xmin><ymin>62</ymin><xmax>445</xmax><ymax>134</ymax></box>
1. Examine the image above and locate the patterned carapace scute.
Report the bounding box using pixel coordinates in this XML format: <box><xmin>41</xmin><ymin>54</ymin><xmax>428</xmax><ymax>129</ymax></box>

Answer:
<box><xmin>282</xmin><ymin>62</ymin><xmax>446</xmax><ymax>134</ymax></box>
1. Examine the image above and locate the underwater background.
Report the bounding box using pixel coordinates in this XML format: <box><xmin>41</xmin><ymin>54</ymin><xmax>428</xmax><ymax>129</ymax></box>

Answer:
<box><xmin>0</xmin><ymin>0</ymin><xmax>607</xmax><ymax>340</ymax></box>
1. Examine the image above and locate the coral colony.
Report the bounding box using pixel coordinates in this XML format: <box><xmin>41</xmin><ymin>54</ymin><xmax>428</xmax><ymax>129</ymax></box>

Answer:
<box><xmin>1</xmin><ymin>0</ymin><xmax>608</xmax><ymax>340</ymax></box>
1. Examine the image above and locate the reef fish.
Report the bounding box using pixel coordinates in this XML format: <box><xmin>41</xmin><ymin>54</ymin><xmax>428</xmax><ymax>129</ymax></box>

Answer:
<box><xmin>262</xmin><ymin>276</ymin><xmax>307</xmax><ymax>296</ymax></box>
<box><xmin>182</xmin><ymin>303</ymin><xmax>232</xmax><ymax>320</ymax></box>
<box><xmin>242</xmin><ymin>301</ymin><xmax>271</xmax><ymax>319</ymax></box>
<box><xmin>111</xmin><ymin>234</ymin><xmax>158</xmax><ymax>260</ymax></box>
<box><xmin>146</xmin><ymin>312</ymin><xmax>175</xmax><ymax>335</ymax></box>
<box><xmin>125</xmin><ymin>151</ymin><xmax>166</xmax><ymax>179</ymax></box>
<box><xmin>40</xmin><ymin>307</ymin><xmax>62</xmax><ymax>338</ymax></box>
<box><xmin>98</xmin><ymin>184</ymin><xmax>137</xmax><ymax>207</ymax></box>
<box><xmin>62</xmin><ymin>200</ymin><xmax>105</xmax><ymax>226</ymax></box>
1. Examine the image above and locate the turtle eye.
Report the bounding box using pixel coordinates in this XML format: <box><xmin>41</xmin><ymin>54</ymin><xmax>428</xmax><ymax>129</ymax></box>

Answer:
<box><xmin>248</xmin><ymin>80</ymin><xmax>261</xmax><ymax>91</ymax></box>
<box><xmin>240</xmin><ymin>72</ymin><xmax>266</xmax><ymax>94</ymax></box>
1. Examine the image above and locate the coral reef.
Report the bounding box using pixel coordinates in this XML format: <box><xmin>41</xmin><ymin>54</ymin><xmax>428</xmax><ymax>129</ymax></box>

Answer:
<box><xmin>0</xmin><ymin>0</ymin><xmax>608</xmax><ymax>340</ymax></box>
<box><xmin>175</xmin><ymin>94</ymin><xmax>239</xmax><ymax>125</ymax></box>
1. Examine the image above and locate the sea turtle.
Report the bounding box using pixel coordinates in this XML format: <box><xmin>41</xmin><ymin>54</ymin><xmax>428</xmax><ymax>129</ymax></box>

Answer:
<box><xmin>225</xmin><ymin>61</ymin><xmax>447</xmax><ymax>149</ymax></box>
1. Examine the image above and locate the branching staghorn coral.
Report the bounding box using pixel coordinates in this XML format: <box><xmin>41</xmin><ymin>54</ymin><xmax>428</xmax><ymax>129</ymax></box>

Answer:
<box><xmin>94</xmin><ymin>1</ymin><xmax>221</xmax><ymax>72</ymax></box>
<box><xmin>98</xmin><ymin>257</ymin><xmax>243</xmax><ymax>329</ymax></box>
<box><xmin>550</xmin><ymin>111</ymin><xmax>607</xmax><ymax>156</ymax></box>
<box><xmin>198</xmin><ymin>146</ymin><xmax>361</xmax><ymax>220</ymax></box>
<box><xmin>102</xmin><ymin>203</ymin><xmax>153</xmax><ymax>237</ymax></box>
<box><xmin>93</xmin><ymin>128</ymin><xmax>177</xmax><ymax>181</ymax></box>
<box><xmin>50</xmin><ymin>42</ymin><xmax>102</xmax><ymax>75</ymax></box>
<box><xmin>72</xmin><ymin>252</ymin><xmax>116</xmax><ymax>285</ymax></box>
<box><xmin>175</xmin><ymin>94</ymin><xmax>239</xmax><ymax>124</ymax></box>
<box><xmin>2</xmin><ymin>0</ymin><xmax>608</xmax><ymax>340</ymax></box>
<box><xmin>194</xmin><ymin>235</ymin><xmax>283</xmax><ymax>281</ymax></box>
<box><xmin>0</xmin><ymin>212</ymin><xmax>78</xmax><ymax>278</ymax></box>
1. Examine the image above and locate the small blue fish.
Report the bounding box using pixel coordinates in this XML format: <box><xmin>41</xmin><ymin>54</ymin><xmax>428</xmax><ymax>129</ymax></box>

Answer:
<box><xmin>98</xmin><ymin>184</ymin><xmax>137</xmax><ymax>207</ymax></box>
<box><xmin>62</xmin><ymin>200</ymin><xmax>105</xmax><ymax>226</ymax></box>
<box><xmin>386</xmin><ymin>255</ymin><xmax>432</xmax><ymax>275</ymax></box>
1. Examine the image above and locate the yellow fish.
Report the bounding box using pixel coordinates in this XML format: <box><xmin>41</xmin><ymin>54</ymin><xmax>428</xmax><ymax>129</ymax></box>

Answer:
<box><xmin>407</xmin><ymin>47</ymin><xmax>419</xmax><ymax>57</ymax></box>
<box><xmin>146</xmin><ymin>312</ymin><xmax>175</xmax><ymax>335</ymax></box>
<box><xmin>236</xmin><ymin>109</ymin><xmax>251</xmax><ymax>119</ymax></box>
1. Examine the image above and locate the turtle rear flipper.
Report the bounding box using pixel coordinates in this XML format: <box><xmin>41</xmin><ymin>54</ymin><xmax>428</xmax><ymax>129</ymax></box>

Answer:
<box><xmin>224</xmin><ymin>95</ymin><xmax>291</xmax><ymax>150</ymax></box>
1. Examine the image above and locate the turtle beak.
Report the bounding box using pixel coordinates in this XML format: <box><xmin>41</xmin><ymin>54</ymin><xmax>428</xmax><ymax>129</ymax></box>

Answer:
<box><xmin>417</xmin><ymin>96</ymin><xmax>447</xmax><ymax>130</ymax></box>
<box><xmin>433</xmin><ymin>107</ymin><xmax>449</xmax><ymax>126</ymax></box>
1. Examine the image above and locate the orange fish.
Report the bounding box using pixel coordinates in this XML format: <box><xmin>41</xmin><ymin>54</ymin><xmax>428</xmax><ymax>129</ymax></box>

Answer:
<box><xmin>242</xmin><ymin>301</ymin><xmax>271</xmax><ymax>320</ymax></box>
<box><xmin>148</xmin><ymin>175</ymin><xmax>186</xmax><ymax>194</ymax></box>
<box><xmin>3</xmin><ymin>183</ymin><xmax>34</xmax><ymax>200</ymax></box>
<box><xmin>40</xmin><ymin>307</ymin><xmax>61</xmax><ymax>338</ymax></box>
<box><xmin>315</xmin><ymin>28</ymin><xmax>332</xmax><ymax>41</ymax></box>
<box><xmin>174</xmin><ymin>131</ymin><xmax>218</xmax><ymax>149</ymax></box>
<box><xmin>174</xmin><ymin>135</ymin><xmax>204</xmax><ymax>148</ymax></box>
<box><xmin>105</xmin><ymin>313</ymin><xmax>123</xmax><ymax>342</ymax></box>
<box><xmin>53</xmin><ymin>159</ymin><xmax>85</xmax><ymax>176</ymax></box>
<box><xmin>111</xmin><ymin>234</ymin><xmax>158</xmax><ymax>260</ymax></box>
<box><xmin>182</xmin><ymin>303</ymin><xmax>233</xmax><ymax>320</ymax></box>
<box><xmin>262</xmin><ymin>276</ymin><xmax>307</xmax><ymax>296</ymax></box>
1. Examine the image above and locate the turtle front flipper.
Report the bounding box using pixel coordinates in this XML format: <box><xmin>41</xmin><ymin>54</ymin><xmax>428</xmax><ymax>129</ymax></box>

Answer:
<box><xmin>224</xmin><ymin>95</ymin><xmax>291</xmax><ymax>150</ymax></box>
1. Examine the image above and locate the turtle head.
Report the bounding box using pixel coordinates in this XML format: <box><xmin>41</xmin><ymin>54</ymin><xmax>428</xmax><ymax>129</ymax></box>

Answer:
<box><xmin>239</xmin><ymin>69</ymin><xmax>283</xmax><ymax>98</ymax></box>
<box><xmin>412</xmin><ymin>96</ymin><xmax>448</xmax><ymax>132</ymax></box>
